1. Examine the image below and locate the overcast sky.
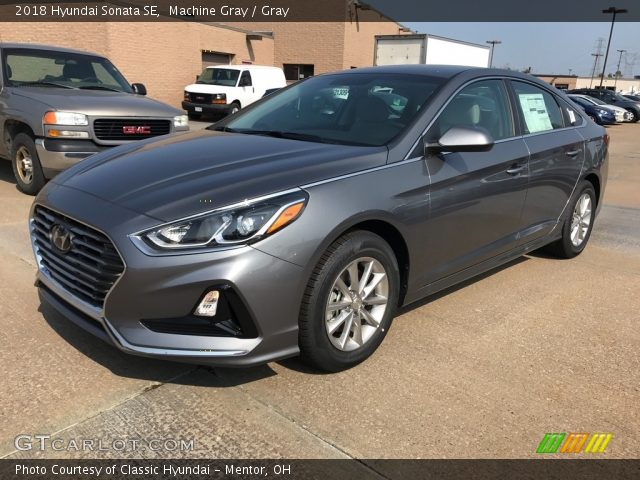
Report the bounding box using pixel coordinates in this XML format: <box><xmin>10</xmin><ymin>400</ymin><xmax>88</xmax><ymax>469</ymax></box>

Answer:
<box><xmin>403</xmin><ymin>22</ymin><xmax>639</xmax><ymax>77</ymax></box>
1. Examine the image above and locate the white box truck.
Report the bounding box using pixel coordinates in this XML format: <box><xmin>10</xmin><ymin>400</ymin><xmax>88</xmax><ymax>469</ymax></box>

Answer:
<box><xmin>374</xmin><ymin>34</ymin><xmax>490</xmax><ymax>68</ymax></box>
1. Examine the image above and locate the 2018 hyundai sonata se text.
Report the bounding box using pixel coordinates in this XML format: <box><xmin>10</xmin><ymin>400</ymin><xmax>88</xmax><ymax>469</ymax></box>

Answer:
<box><xmin>31</xmin><ymin>65</ymin><xmax>608</xmax><ymax>371</ymax></box>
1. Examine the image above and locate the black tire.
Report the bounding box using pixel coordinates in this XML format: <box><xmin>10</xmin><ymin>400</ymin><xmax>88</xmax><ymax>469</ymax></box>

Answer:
<box><xmin>544</xmin><ymin>181</ymin><xmax>596</xmax><ymax>259</ymax></box>
<box><xmin>11</xmin><ymin>132</ymin><xmax>45</xmax><ymax>195</ymax></box>
<box><xmin>299</xmin><ymin>231</ymin><xmax>400</xmax><ymax>372</ymax></box>
<box><xmin>187</xmin><ymin>112</ymin><xmax>202</xmax><ymax>120</ymax></box>
<box><xmin>228</xmin><ymin>102</ymin><xmax>241</xmax><ymax>116</ymax></box>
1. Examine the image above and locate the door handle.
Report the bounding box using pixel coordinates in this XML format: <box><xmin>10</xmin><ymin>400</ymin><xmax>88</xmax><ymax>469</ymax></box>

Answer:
<box><xmin>566</xmin><ymin>149</ymin><xmax>581</xmax><ymax>157</ymax></box>
<box><xmin>506</xmin><ymin>164</ymin><xmax>525</xmax><ymax>175</ymax></box>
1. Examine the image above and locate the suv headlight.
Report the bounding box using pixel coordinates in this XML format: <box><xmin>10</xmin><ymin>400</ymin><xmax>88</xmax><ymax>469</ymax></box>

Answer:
<box><xmin>133</xmin><ymin>191</ymin><xmax>307</xmax><ymax>251</ymax></box>
<box><xmin>43</xmin><ymin>111</ymin><xmax>88</xmax><ymax>126</ymax></box>
<box><xmin>173</xmin><ymin>115</ymin><xmax>189</xmax><ymax>128</ymax></box>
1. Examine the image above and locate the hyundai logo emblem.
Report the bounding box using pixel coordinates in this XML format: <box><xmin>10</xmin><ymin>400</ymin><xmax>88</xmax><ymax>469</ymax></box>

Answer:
<box><xmin>49</xmin><ymin>224</ymin><xmax>73</xmax><ymax>254</ymax></box>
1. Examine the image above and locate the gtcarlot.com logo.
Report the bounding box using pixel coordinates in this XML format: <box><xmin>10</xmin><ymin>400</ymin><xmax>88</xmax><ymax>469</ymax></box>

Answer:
<box><xmin>536</xmin><ymin>432</ymin><xmax>613</xmax><ymax>454</ymax></box>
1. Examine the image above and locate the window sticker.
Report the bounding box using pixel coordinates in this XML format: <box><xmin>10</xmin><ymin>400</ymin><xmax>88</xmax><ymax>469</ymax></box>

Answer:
<box><xmin>568</xmin><ymin>108</ymin><xmax>576</xmax><ymax>124</ymax></box>
<box><xmin>518</xmin><ymin>93</ymin><xmax>553</xmax><ymax>133</ymax></box>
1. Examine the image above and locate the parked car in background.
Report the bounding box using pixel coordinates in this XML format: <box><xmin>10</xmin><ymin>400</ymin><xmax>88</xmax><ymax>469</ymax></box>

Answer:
<box><xmin>0</xmin><ymin>43</ymin><xmax>189</xmax><ymax>195</ymax></box>
<box><xmin>623</xmin><ymin>94</ymin><xmax>640</xmax><ymax>102</ymax></box>
<box><xmin>568</xmin><ymin>94</ymin><xmax>626</xmax><ymax>123</ymax></box>
<box><xmin>567</xmin><ymin>95</ymin><xmax>617</xmax><ymax>125</ymax></box>
<box><xmin>569</xmin><ymin>88</ymin><xmax>640</xmax><ymax>122</ymax></box>
<box><xmin>31</xmin><ymin>66</ymin><xmax>608</xmax><ymax>371</ymax></box>
<box><xmin>570</xmin><ymin>94</ymin><xmax>632</xmax><ymax>123</ymax></box>
<box><xmin>182</xmin><ymin>65</ymin><xmax>286</xmax><ymax>119</ymax></box>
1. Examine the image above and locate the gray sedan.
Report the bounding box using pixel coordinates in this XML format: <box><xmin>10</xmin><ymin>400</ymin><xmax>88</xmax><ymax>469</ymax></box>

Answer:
<box><xmin>30</xmin><ymin>65</ymin><xmax>608</xmax><ymax>371</ymax></box>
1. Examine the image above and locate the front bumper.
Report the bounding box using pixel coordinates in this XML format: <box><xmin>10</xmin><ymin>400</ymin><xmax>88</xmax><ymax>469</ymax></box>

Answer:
<box><xmin>182</xmin><ymin>101</ymin><xmax>230</xmax><ymax>115</ymax></box>
<box><xmin>31</xmin><ymin>184</ymin><xmax>306</xmax><ymax>366</ymax></box>
<box><xmin>35</xmin><ymin>138</ymin><xmax>108</xmax><ymax>178</ymax></box>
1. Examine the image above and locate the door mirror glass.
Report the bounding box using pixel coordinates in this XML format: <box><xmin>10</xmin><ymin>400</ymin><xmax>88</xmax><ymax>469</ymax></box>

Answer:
<box><xmin>427</xmin><ymin>126</ymin><xmax>494</xmax><ymax>153</ymax></box>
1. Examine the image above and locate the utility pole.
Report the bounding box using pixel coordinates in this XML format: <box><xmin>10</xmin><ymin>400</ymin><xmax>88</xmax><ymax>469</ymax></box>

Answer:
<box><xmin>486</xmin><ymin>40</ymin><xmax>502</xmax><ymax>68</ymax></box>
<box><xmin>600</xmin><ymin>7</ymin><xmax>628</xmax><ymax>89</ymax></box>
<box><xmin>614</xmin><ymin>49</ymin><xmax>626</xmax><ymax>90</ymax></box>
<box><xmin>590</xmin><ymin>52</ymin><xmax>603</xmax><ymax>88</ymax></box>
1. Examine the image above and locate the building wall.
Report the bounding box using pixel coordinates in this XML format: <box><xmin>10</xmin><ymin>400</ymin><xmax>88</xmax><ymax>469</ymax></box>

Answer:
<box><xmin>0</xmin><ymin>22</ymin><xmax>275</xmax><ymax>107</ymax></box>
<box><xmin>536</xmin><ymin>75</ymin><xmax>578</xmax><ymax>90</ymax></box>
<box><xmin>342</xmin><ymin>11</ymin><xmax>405</xmax><ymax>69</ymax></box>
<box><xmin>574</xmin><ymin>77</ymin><xmax>640</xmax><ymax>94</ymax></box>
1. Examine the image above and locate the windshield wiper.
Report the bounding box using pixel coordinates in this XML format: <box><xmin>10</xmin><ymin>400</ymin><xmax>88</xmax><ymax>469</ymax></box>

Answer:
<box><xmin>18</xmin><ymin>81</ymin><xmax>77</xmax><ymax>89</ymax></box>
<box><xmin>78</xmin><ymin>85</ymin><xmax>122</xmax><ymax>92</ymax></box>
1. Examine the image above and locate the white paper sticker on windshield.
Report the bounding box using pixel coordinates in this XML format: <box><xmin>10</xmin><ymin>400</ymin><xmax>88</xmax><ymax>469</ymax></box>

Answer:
<box><xmin>518</xmin><ymin>93</ymin><xmax>553</xmax><ymax>133</ymax></box>
<box><xmin>568</xmin><ymin>109</ymin><xmax>576</xmax><ymax>124</ymax></box>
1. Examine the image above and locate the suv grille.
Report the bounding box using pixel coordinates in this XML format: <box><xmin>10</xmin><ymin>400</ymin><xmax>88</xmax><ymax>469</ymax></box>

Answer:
<box><xmin>31</xmin><ymin>206</ymin><xmax>125</xmax><ymax>309</ymax></box>
<box><xmin>93</xmin><ymin>118</ymin><xmax>171</xmax><ymax>141</ymax></box>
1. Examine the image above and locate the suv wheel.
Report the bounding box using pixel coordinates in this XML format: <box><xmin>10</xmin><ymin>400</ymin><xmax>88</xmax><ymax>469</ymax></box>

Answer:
<box><xmin>299</xmin><ymin>231</ymin><xmax>399</xmax><ymax>372</ymax></box>
<box><xmin>11</xmin><ymin>133</ymin><xmax>45</xmax><ymax>195</ymax></box>
<box><xmin>544</xmin><ymin>181</ymin><xmax>596</xmax><ymax>259</ymax></box>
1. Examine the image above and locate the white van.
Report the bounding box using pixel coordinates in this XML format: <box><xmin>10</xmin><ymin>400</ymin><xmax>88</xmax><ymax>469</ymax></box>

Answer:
<box><xmin>182</xmin><ymin>65</ymin><xmax>286</xmax><ymax>118</ymax></box>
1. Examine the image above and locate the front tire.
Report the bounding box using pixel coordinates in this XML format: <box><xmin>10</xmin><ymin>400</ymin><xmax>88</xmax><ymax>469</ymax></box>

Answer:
<box><xmin>11</xmin><ymin>133</ymin><xmax>45</xmax><ymax>195</ymax></box>
<box><xmin>545</xmin><ymin>181</ymin><xmax>596</xmax><ymax>259</ymax></box>
<box><xmin>625</xmin><ymin>108</ymin><xmax>638</xmax><ymax>123</ymax></box>
<box><xmin>299</xmin><ymin>231</ymin><xmax>400</xmax><ymax>372</ymax></box>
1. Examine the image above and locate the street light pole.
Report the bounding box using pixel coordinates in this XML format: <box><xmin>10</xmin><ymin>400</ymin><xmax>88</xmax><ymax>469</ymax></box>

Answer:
<box><xmin>614</xmin><ymin>49</ymin><xmax>626</xmax><ymax>90</ymax></box>
<box><xmin>599</xmin><ymin>7</ymin><xmax>628</xmax><ymax>89</ymax></box>
<box><xmin>486</xmin><ymin>40</ymin><xmax>502</xmax><ymax>68</ymax></box>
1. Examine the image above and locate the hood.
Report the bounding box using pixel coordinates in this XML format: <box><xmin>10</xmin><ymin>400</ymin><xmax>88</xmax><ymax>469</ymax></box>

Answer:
<box><xmin>52</xmin><ymin>129</ymin><xmax>388</xmax><ymax>221</ymax></box>
<box><xmin>11</xmin><ymin>87</ymin><xmax>182</xmax><ymax>117</ymax></box>
<box><xmin>185</xmin><ymin>83</ymin><xmax>240</xmax><ymax>96</ymax></box>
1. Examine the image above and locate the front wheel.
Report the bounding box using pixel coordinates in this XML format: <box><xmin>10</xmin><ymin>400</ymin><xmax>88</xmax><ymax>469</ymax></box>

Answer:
<box><xmin>228</xmin><ymin>102</ymin><xmax>240</xmax><ymax>116</ymax></box>
<box><xmin>545</xmin><ymin>181</ymin><xmax>596</xmax><ymax>258</ymax></box>
<box><xmin>625</xmin><ymin>108</ymin><xmax>638</xmax><ymax>123</ymax></box>
<box><xmin>11</xmin><ymin>132</ymin><xmax>45</xmax><ymax>195</ymax></box>
<box><xmin>299</xmin><ymin>231</ymin><xmax>400</xmax><ymax>372</ymax></box>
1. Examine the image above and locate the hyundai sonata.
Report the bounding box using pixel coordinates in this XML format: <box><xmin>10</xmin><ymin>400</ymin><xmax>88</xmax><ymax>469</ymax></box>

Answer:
<box><xmin>31</xmin><ymin>65</ymin><xmax>608</xmax><ymax>371</ymax></box>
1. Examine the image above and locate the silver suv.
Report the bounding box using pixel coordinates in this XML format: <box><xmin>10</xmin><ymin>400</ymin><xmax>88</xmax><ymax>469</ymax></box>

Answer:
<box><xmin>0</xmin><ymin>43</ymin><xmax>189</xmax><ymax>194</ymax></box>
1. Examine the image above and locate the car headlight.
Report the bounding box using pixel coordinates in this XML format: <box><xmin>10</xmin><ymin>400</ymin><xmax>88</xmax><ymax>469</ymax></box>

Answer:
<box><xmin>43</xmin><ymin>111</ymin><xmax>88</xmax><ymax>126</ymax></box>
<box><xmin>596</xmin><ymin>108</ymin><xmax>609</xmax><ymax>115</ymax></box>
<box><xmin>134</xmin><ymin>191</ymin><xmax>307</xmax><ymax>251</ymax></box>
<box><xmin>173</xmin><ymin>115</ymin><xmax>189</xmax><ymax>128</ymax></box>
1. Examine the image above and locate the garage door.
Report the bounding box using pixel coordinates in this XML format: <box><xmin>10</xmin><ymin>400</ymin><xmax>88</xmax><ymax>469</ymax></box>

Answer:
<box><xmin>201</xmin><ymin>52</ymin><xmax>231</xmax><ymax>70</ymax></box>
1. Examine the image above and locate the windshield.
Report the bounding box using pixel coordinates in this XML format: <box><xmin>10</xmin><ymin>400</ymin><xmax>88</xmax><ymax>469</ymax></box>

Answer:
<box><xmin>3</xmin><ymin>48</ymin><xmax>133</xmax><ymax>93</ymax></box>
<box><xmin>197</xmin><ymin>68</ymin><xmax>240</xmax><ymax>86</ymax></box>
<box><xmin>215</xmin><ymin>73</ymin><xmax>445</xmax><ymax>146</ymax></box>
<box><xmin>582</xmin><ymin>96</ymin><xmax>606</xmax><ymax>106</ymax></box>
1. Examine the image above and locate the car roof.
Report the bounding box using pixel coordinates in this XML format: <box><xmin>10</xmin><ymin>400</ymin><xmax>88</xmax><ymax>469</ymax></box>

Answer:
<box><xmin>0</xmin><ymin>42</ymin><xmax>101</xmax><ymax>57</ymax></box>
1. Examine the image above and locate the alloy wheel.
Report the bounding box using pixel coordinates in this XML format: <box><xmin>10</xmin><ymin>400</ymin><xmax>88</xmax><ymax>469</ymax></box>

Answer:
<box><xmin>15</xmin><ymin>146</ymin><xmax>33</xmax><ymax>184</ymax></box>
<box><xmin>325</xmin><ymin>257</ymin><xmax>389</xmax><ymax>351</ymax></box>
<box><xmin>570</xmin><ymin>193</ymin><xmax>592</xmax><ymax>247</ymax></box>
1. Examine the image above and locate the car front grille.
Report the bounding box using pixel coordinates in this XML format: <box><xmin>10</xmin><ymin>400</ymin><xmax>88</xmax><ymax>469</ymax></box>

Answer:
<box><xmin>186</xmin><ymin>92</ymin><xmax>213</xmax><ymax>104</ymax></box>
<box><xmin>93</xmin><ymin>118</ymin><xmax>171</xmax><ymax>141</ymax></box>
<box><xmin>31</xmin><ymin>206</ymin><xmax>125</xmax><ymax>309</ymax></box>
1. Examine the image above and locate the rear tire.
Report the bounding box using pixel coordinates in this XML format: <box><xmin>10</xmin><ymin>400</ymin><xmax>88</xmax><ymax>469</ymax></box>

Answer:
<box><xmin>544</xmin><ymin>181</ymin><xmax>596</xmax><ymax>259</ymax></box>
<box><xmin>11</xmin><ymin>132</ymin><xmax>45</xmax><ymax>195</ymax></box>
<box><xmin>299</xmin><ymin>231</ymin><xmax>399</xmax><ymax>372</ymax></box>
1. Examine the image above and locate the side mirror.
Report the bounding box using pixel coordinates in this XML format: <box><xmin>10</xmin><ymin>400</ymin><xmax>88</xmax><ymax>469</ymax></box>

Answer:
<box><xmin>426</xmin><ymin>126</ymin><xmax>494</xmax><ymax>154</ymax></box>
<box><xmin>131</xmin><ymin>83</ymin><xmax>147</xmax><ymax>95</ymax></box>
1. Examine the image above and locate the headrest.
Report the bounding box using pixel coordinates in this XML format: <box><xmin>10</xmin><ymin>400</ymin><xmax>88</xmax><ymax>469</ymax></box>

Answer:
<box><xmin>354</xmin><ymin>96</ymin><xmax>390</xmax><ymax>123</ymax></box>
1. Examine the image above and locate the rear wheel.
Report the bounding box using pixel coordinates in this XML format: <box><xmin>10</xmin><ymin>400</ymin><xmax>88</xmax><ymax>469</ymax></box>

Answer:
<box><xmin>299</xmin><ymin>231</ymin><xmax>399</xmax><ymax>372</ymax></box>
<box><xmin>11</xmin><ymin>132</ymin><xmax>45</xmax><ymax>195</ymax></box>
<box><xmin>544</xmin><ymin>181</ymin><xmax>596</xmax><ymax>258</ymax></box>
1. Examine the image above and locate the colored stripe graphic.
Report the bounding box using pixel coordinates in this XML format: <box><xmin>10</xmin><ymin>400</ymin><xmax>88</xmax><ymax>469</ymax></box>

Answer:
<box><xmin>585</xmin><ymin>433</ymin><xmax>613</xmax><ymax>453</ymax></box>
<box><xmin>536</xmin><ymin>433</ymin><xmax>566</xmax><ymax>453</ymax></box>
<box><xmin>560</xmin><ymin>433</ymin><xmax>589</xmax><ymax>453</ymax></box>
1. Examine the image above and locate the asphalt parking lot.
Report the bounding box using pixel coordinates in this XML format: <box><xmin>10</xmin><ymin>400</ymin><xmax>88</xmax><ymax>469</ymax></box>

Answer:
<box><xmin>0</xmin><ymin>122</ymin><xmax>638</xmax><ymax>461</ymax></box>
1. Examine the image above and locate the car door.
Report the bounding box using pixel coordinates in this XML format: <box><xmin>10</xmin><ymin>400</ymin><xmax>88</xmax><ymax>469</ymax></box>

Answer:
<box><xmin>418</xmin><ymin>78</ymin><xmax>529</xmax><ymax>285</ymax></box>
<box><xmin>509</xmin><ymin>80</ymin><xmax>585</xmax><ymax>244</ymax></box>
<box><xmin>238</xmin><ymin>70</ymin><xmax>260</xmax><ymax>107</ymax></box>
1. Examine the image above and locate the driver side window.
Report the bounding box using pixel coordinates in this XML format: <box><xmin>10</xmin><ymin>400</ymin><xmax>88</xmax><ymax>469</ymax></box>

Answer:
<box><xmin>239</xmin><ymin>71</ymin><xmax>252</xmax><ymax>87</ymax></box>
<box><xmin>428</xmin><ymin>79</ymin><xmax>514</xmax><ymax>143</ymax></box>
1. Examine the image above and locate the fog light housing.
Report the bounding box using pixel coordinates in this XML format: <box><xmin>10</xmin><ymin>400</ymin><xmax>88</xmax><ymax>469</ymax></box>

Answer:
<box><xmin>194</xmin><ymin>290</ymin><xmax>219</xmax><ymax>317</ymax></box>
